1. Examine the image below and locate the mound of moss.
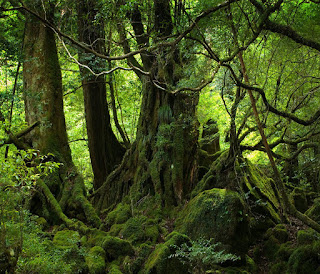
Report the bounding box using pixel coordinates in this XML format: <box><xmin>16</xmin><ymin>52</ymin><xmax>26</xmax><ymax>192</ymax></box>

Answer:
<box><xmin>85</xmin><ymin>246</ymin><xmax>106</xmax><ymax>274</ymax></box>
<box><xmin>175</xmin><ymin>188</ymin><xmax>249</xmax><ymax>256</ymax></box>
<box><xmin>143</xmin><ymin>232</ymin><xmax>190</xmax><ymax>274</ymax></box>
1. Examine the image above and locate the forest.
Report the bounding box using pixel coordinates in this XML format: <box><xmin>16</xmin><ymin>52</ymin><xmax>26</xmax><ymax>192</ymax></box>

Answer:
<box><xmin>0</xmin><ymin>0</ymin><xmax>320</xmax><ymax>273</ymax></box>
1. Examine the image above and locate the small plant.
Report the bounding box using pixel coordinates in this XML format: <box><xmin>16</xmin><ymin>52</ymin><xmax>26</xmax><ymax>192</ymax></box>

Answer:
<box><xmin>169</xmin><ymin>238</ymin><xmax>240</xmax><ymax>273</ymax></box>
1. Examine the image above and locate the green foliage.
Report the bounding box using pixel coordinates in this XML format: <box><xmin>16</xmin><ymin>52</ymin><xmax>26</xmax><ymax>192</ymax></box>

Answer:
<box><xmin>169</xmin><ymin>238</ymin><xmax>240</xmax><ymax>273</ymax></box>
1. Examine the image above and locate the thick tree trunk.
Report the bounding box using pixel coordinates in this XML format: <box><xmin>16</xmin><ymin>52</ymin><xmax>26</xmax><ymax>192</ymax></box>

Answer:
<box><xmin>23</xmin><ymin>4</ymin><xmax>100</xmax><ymax>227</ymax></box>
<box><xmin>77</xmin><ymin>0</ymin><xmax>125</xmax><ymax>191</ymax></box>
<box><xmin>95</xmin><ymin>0</ymin><xmax>199</xmax><ymax>210</ymax></box>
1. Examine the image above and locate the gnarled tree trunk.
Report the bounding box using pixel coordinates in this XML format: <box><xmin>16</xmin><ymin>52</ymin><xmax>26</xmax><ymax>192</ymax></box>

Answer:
<box><xmin>95</xmin><ymin>0</ymin><xmax>199</xmax><ymax>211</ymax></box>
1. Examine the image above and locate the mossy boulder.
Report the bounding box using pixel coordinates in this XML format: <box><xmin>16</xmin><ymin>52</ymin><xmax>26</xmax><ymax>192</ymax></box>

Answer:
<box><xmin>306</xmin><ymin>198</ymin><xmax>320</xmax><ymax>223</ymax></box>
<box><xmin>297</xmin><ymin>229</ymin><xmax>320</xmax><ymax>246</ymax></box>
<box><xmin>175</xmin><ymin>188</ymin><xmax>249</xmax><ymax>256</ymax></box>
<box><xmin>87</xmin><ymin>231</ymin><xmax>134</xmax><ymax>260</ymax></box>
<box><xmin>101</xmin><ymin>236</ymin><xmax>134</xmax><ymax>259</ymax></box>
<box><xmin>287</xmin><ymin>240</ymin><xmax>320</xmax><ymax>273</ymax></box>
<box><xmin>269</xmin><ymin>262</ymin><xmax>287</xmax><ymax>274</ymax></box>
<box><xmin>85</xmin><ymin>246</ymin><xmax>106</xmax><ymax>274</ymax></box>
<box><xmin>105</xmin><ymin>203</ymin><xmax>131</xmax><ymax>227</ymax></box>
<box><xmin>264</xmin><ymin>224</ymin><xmax>289</xmax><ymax>243</ymax></box>
<box><xmin>53</xmin><ymin>229</ymin><xmax>80</xmax><ymax>247</ymax></box>
<box><xmin>143</xmin><ymin>232</ymin><xmax>190</xmax><ymax>274</ymax></box>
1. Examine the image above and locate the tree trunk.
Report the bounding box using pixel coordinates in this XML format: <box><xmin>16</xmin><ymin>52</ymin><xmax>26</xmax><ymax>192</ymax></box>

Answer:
<box><xmin>23</xmin><ymin>3</ymin><xmax>100</xmax><ymax>227</ymax></box>
<box><xmin>77</xmin><ymin>0</ymin><xmax>125</xmax><ymax>191</ymax></box>
<box><xmin>95</xmin><ymin>0</ymin><xmax>199</xmax><ymax>210</ymax></box>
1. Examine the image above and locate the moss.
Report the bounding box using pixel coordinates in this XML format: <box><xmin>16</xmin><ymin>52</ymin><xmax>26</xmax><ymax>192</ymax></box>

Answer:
<box><xmin>264</xmin><ymin>224</ymin><xmax>289</xmax><ymax>243</ymax></box>
<box><xmin>287</xmin><ymin>241</ymin><xmax>320</xmax><ymax>273</ymax></box>
<box><xmin>85</xmin><ymin>246</ymin><xmax>106</xmax><ymax>274</ymax></box>
<box><xmin>35</xmin><ymin>217</ymin><xmax>48</xmax><ymax>229</ymax></box>
<box><xmin>275</xmin><ymin>241</ymin><xmax>294</xmax><ymax>261</ymax></box>
<box><xmin>119</xmin><ymin>216</ymin><xmax>160</xmax><ymax>244</ymax></box>
<box><xmin>269</xmin><ymin>262</ymin><xmax>287</xmax><ymax>274</ymax></box>
<box><xmin>245</xmin><ymin>255</ymin><xmax>257</xmax><ymax>273</ymax></box>
<box><xmin>105</xmin><ymin>203</ymin><xmax>131</xmax><ymax>226</ymax></box>
<box><xmin>53</xmin><ymin>230</ymin><xmax>80</xmax><ymax>247</ymax></box>
<box><xmin>107</xmin><ymin>262</ymin><xmax>123</xmax><ymax>273</ymax></box>
<box><xmin>108</xmin><ymin>223</ymin><xmax>125</xmax><ymax>237</ymax></box>
<box><xmin>122</xmin><ymin>243</ymin><xmax>153</xmax><ymax>273</ymax></box>
<box><xmin>289</xmin><ymin>188</ymin><xmax>308</xmax><ymax>213</ymax></box>
<box><xmin>121</xmin><ymin>216</ymin><xmax>147</xmax><ymax>243</ymax></box>
<box><xmin>297</xmin><ymin>229</ymin><xmax>320</xmax><ymax>245</ymax></box>
<box><xmin>87</xmin><ymin>231</ymin><xmax>134</xmax><ymax>260</ymax></box>
<box><xmin>175</xmin><ymin>188</ymin><xmax>249</xmax><ymax>256</ymax></box>
<box><xmin>263</xmin><ymin>235</ymin><xmax>281</xmax><ymax>260</ymax></box>
<box><xmin>306</xmin><ymin>198</ymin><xmax>320</xmax><ymax>223</ymax></box>
<box><xmin>143</xmin><ymin>232</ymin><xmax>190</xmax><ymax>274</ymax></box>
<box><xmin>101</xmin><ymin>236</ymin><xmax>134</xmax><ymax>259</ymax></box>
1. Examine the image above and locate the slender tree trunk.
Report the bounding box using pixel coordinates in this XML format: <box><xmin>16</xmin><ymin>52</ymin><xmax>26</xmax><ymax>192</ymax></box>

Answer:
<box><xmin>77</xmin><ymin>0</ymin><xmax>125</xmax><ymax>191</ymax></box>
<box><xmin>23</xmin><ymin>3</ymin><xmax>100</xmax><ymax>227</ymax></box>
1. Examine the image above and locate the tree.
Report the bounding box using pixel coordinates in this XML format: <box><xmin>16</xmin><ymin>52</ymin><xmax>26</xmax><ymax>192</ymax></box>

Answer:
<box><xmin>22</xmin><ymin>1</ymin><xmax>100</xmax><ymax>227</ymax></box>
<box><xmin>77</xmin><ymin>0</ymin><xmax>125</xmax><ymax>192</ymax></box>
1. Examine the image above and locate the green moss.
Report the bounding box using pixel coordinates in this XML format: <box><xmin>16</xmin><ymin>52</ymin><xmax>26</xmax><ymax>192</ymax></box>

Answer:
<box><xmin>269</xmin><ymin>262</ymin><xmax>287</xmax><ymax>274</ymax></box>
<box><xmin>265</xmin><ymin>224</ymin><xmax>289</xmax><ymax>243</ymax></box>
<box><xmin>106</xmin><ymin>203</ymin><xmax>131</xmax><ymax>226</ymax></box>
<box><xmin>175</xmin><ymin>188</ymin><xmax>249</xmax><ymax>256</ymax></box>
<box><xmin>53</xmin><ymin>230</ymin><xmax>80</xmax><ymax>247</ymax></box>
<box><xmin>121</xmin><ymin>216</ymin><xmax>147</xmax><ymax>243</ymax></box>
<box><xmin>108</xmin><ymin>223</ymin><xmax>125</xmax><ymax>237</ymax></box>
<box><xmin>85</xmin><ymin>246</ymin><xmax>106</xmax><ymax>274</ymax></box>
<box><xmin>245</xmin><ymin>255</ymin><xmax>258</xmax><ymax>273</ymax></box>
<box><xmin>87</xmin><ymin>231</ymin><xmax>134</xmax><ymax>259</ymax></box>
<box><xmin>275</xmin><ymin>241</ymin><xmax>294</xmax><ymax>261</ymax></box>
<box><xmin>306</xmin><ymin>198</ymin><xmax>320</xmax><ymax>223</ymax></box>
<box><xmin>143</xmin><ymin>232</ymin><xmax>190</xmax><ymax>274</ymax></box>
<box><xmin>263</xmin><ymin>235</ymin><xmax>280</xmax><ymax>260</ymax></box>
<box><xmin>35</xmin><ymin>217</ymin><xmax>48</xmax><ymax>229</ymax></box>
<box><xmin>287</xmin><ymin>241</ymin><xmax>320</xmax><ymax>273</ymax></box>
<box><xmin>297</xmin><ymin>229</ymin><xmax>320</xmax><ymax>245</ymax></box>
<box><xmin>289</xmin><ymin>188</ymin><xmax>308</xmax><ymax>213</ymax></box>
<box><xmin>101</xmin><ymin>236</ymin><xmax>134</xmax><ymax>259</ymax></box>
<box><xmin>122</xmin><ymin>243</ymin><xmax>153</xmax><ymax>273</ymax></box>
<box><xmin>107</xmin><ymin>262</ymin><xmax>123</xmax><ymax>273</ymax></box>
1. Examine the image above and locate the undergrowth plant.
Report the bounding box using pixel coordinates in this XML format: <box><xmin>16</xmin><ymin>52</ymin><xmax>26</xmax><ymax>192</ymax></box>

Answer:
<box><xmin>169</xmin><ymin>238</ymin><xmax>240</xmax><ymax>273</ymax></box>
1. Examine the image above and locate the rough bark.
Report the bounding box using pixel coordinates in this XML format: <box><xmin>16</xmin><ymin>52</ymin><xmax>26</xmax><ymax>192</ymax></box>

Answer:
<box><xmin>77</xmin><ymin>0</ymin><xmax>125</xmax><ymax>191</ymax></box>
<box><xmin>95</xmin><ymin>0</ymin><xmax>199</xmax><ymax>211</ymax></box>
<box><xmin>23</xmin><ymin>3</ymin><xmax>100</xmax><ymax>227</ymax></box>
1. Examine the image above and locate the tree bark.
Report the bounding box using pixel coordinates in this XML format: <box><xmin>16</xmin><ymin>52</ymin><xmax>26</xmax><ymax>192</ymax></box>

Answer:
<box><xmin>23</xmin><ymin>3</ymin><xmax>100</xmax><ymax>227</ymax></box>
<box><xmin>77</xmin><ymin>0</ymin><xmax>125</xmax><ymax>191</ymax></box>
<box><xmin>96</xmin><ymin>0</ymin><xmax>199</xmax><ymax>210</ymax></box>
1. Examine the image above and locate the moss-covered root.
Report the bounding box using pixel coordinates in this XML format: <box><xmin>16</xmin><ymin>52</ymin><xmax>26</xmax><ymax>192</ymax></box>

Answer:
<box><xmin>71</xmin><ymin>174</ymin><xmax>101</xmax><ymax>228</ymax></box>
<box><xmin>37</xmin><ymin>179</ymin><xmax>89</xmax><ymax>233</ymax></box>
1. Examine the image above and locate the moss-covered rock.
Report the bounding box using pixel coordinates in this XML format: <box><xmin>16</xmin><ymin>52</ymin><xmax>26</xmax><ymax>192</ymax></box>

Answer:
<box><xmin>275</xmin><ymin>241</ymin><xmax>294</xmax><ymax>261</ymax></box>
<box><xmin>264</xmin><ymin>224</ymin><xmax>289</xmax><ymax>243</ymax></box>
<box><xmin>143</xmin><ymin>232</ymin><xmax>190</xmax><ymax>274</ymax></box>
<box><xmin>245</xmin><ymin>255</ymin><xmax>258</xmax><ymax>273</ymax></box>
<box><xmin>263</xmin><ymin>236</ymin><xmax>281</xmax><ymax>260</ymax></box>
<box><xmin>175</xmin><ymin>188</ymin><xmax>249</xmax><ymax>256</ymax></box>
<box><xmin>87</xmin><ymin>231</ymin><xmax>134</xmax><ymax>260</ymax></box>
<box><xmin>297</xmin><ymin>229</ymin><xmax>320</xmax><ymax>246</ymax></box>
<box><xmin>287</xmin><ymin>240</ymin><xmax>320</xmax><ymax>273</ymax></box>
<box><xmin>53</xmin><ymin>229</ymin><xmax>80</xmax><ymax>247</ymax></box>
<box><xmin>101</xmin><ymin>236</ymin><xmax>134</xmax><ymax>259</ymax></box>
<box><xmin>105</xmin><ymin>203</ymin><xmax>131</xmax><ymax>227</ymax></box>
<box><xmin>85</xmin><ymin>246</ymin><xmax>106</xmax><ymax>274</ymax></box>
